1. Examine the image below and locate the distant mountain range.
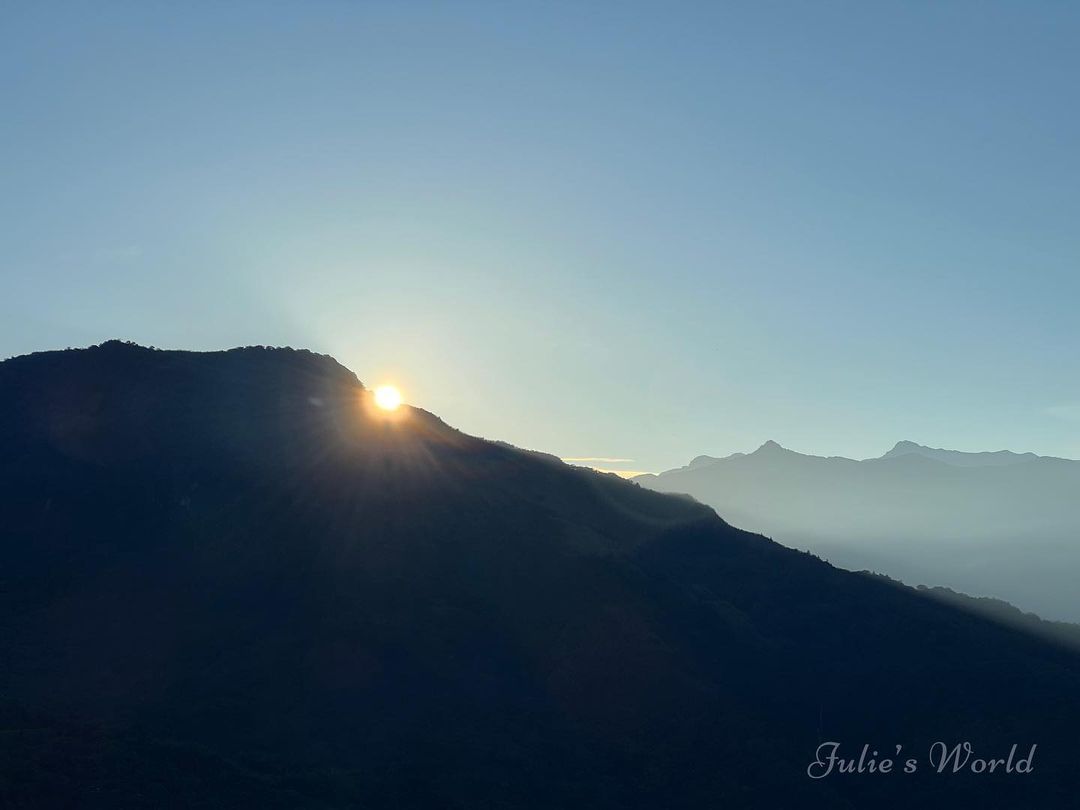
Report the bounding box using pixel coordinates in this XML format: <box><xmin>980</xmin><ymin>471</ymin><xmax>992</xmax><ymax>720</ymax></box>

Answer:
<box><xmin>2</xmin><ymin>342</ymin><xmax>1079</xmax><ymax>808</ymax></box>
<box><xmin>636</xmin><ymin>440</ymin><xmax>1080</xmax><ymax>621</ymax></box>
<box><xmin>880</xmin><ymin>440</ymin><xmax>1046</xmax><ymax>467</ymax></box>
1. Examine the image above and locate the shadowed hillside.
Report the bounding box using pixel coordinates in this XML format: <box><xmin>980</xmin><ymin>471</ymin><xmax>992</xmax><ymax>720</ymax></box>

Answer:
<box><xmin>2</xmin><ymin>342</ymin><xmax>1079</xmax><ymax>809</ymax></box>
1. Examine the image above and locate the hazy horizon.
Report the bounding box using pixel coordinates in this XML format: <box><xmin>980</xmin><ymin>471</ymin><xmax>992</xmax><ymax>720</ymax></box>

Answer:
<box><xmin>637</xmin><ymin>435</ymin><xmax>1080</xmax><ymax>620</ymax></box>
<box><xmin>9</xmin><ymin>340</ymin><xmax>1075</xmax><ymax>477</ymax></box>
<box><xmin>5</xmin><ymin>2</ymin><xmax>1080</xmax><ymax>472</ymax></box>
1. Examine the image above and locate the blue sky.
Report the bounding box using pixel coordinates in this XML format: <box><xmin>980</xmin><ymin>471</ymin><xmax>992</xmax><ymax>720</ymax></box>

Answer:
<box><xmin>3</xmin><ymin>2</ymin><xmax>1080</xmax><ymax>471</ymax></box>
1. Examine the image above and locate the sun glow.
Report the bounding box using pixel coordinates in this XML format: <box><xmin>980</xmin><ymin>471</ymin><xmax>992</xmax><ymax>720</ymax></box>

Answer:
<box><xmin>374</xmin><ymin>385</ymin><xmax>403</xmax><ymax>411</ymax></box>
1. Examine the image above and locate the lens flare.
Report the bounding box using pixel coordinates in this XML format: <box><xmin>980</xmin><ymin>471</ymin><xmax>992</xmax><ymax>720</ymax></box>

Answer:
<box><xmin>374</xmin><ymin>385</ymin><xmax>403</xmax><ymax>411</ymax></box>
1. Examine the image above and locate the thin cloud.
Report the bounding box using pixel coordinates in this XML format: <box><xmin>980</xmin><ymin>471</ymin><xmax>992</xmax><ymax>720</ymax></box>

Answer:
<box><xmin>589</xmin><ymin>468</ymin><xmax>654</xmax><ymax>479</ymax></box>
<box><xmin>561</xmin><ymin>457</ymin><xmax>654</xmax><ymax>478</ymax></box>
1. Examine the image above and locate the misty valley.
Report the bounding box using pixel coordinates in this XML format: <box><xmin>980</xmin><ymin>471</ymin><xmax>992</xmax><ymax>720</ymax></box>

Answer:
<box><xmin>635</xmin><ymin>440</ymin><xmax>1080</xmax><ymax>622</ymax></box>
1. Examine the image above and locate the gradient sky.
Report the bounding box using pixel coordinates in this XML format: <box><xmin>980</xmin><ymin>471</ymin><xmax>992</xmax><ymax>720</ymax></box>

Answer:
<box><xmin>3</xmin><ymin>2</ymin><xmax>1080</xmax><ymax>472</ymax></box>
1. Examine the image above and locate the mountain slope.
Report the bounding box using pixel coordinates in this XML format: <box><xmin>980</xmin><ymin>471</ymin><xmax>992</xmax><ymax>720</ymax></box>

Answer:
<box><xmin>2</xmin><ymin>342</ymin><xmax>1079</xmax><ymax>809</ymax></box>
<box><xmin>636</xmin><ymin>440</ymin><xmax>1080</xmax><ymax>620</ymax></box>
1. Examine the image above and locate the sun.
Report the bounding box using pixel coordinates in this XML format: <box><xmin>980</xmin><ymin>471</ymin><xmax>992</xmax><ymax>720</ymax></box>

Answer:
<box><xmin>373</xmin><ymin>385</ymin><xmax>403</xmax><ymax>411</ymax></box>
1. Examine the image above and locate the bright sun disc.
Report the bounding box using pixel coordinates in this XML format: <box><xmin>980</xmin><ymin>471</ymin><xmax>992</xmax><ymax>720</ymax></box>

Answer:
<box><xmin>374</xmin><ymin>385</ymin><xmax>402</xmax><ymax>411</ymax></box>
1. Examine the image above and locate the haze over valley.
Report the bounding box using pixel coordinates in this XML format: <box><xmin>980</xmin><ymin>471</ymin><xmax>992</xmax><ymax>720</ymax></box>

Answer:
<box><xmin>636</xmin><ymin>440</ymin><xmax>1080</xmax><ymax>621</ymax></box>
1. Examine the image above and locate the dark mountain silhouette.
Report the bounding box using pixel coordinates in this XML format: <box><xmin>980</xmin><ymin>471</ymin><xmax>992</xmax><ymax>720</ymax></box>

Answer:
<box><xmin>2</xmin><ymin>342</ymin><xmax>1079</xmax><ymax>809</ymax></box>
<box><xmin>636</xmin><ymin>440</ymin><xmax>1080</xmax><ymax>621</ymax></box>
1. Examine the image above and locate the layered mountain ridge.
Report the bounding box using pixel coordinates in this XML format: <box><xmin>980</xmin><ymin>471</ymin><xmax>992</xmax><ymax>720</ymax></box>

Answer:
<box><xmin>637</xmin><ymin>439</ymin><xmax>1080</xmax><ymax>620</ymax></box>
<box><xmin>880</xmin><ymin>440</ymin><xmax>1047</xmax><ymax>466</ymax></box>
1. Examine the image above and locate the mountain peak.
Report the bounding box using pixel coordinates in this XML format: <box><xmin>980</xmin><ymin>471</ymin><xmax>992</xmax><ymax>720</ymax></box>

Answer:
<box><xmin>19</xmin><ymin>340</ymin><xmax>366</xmax><ymax>389</ymax></box>
<box><xmin>881</xmin><ymin>440</ymin><xmax>1040</xmax><ymax>467</ymax></box>
<box><xmin>0</xmin><ymin>342</ymin><xmax>450</xmax><ymax>469</ymax></box>
<box><xmin>889</xmin><ymin>440</ymin><xmax>922</xmax><ymax>453</ymax></box>
<box><xmin>754</xmin><ymin>439</ymin><xmax>786</xmax><ymax>453</ymax></box>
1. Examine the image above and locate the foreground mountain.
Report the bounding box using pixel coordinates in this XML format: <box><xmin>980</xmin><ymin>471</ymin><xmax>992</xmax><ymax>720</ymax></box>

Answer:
<box><xmin>2</xmin><ymin>342</ymin><xmax>1078</xmax><ymax>809</ymax></box>
<box><xmin>636</xmin><ymin>440</ymin><xmax>1080</xmax><ymax>621</ymax></box>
